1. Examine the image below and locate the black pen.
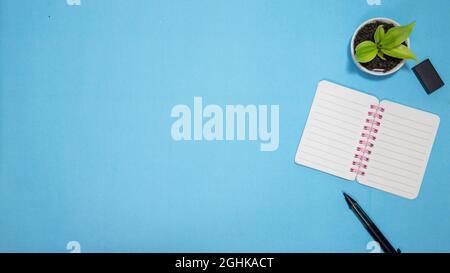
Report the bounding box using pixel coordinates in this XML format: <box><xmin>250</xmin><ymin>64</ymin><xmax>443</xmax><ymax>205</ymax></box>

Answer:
<box><xmin>343</xmin><ymin>192</ymin><xmax>401</xmax><ymax>253</ymax></box>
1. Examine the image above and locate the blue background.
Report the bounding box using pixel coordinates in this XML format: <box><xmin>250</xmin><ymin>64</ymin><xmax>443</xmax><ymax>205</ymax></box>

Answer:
<box><xmin>0</xmin><ymin>0</ymin><xmax>449</xmax><ymax>252</ymax></box>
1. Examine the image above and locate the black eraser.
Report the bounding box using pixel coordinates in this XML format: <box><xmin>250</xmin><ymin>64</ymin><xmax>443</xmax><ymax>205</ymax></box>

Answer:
<box><xmin>412</xmin><ymin>59</ymin><xmax>445</xmax><ymax>94</ymax></box>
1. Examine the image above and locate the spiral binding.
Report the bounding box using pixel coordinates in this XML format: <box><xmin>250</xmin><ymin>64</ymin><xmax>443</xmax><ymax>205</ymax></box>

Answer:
<box><xmin>350</xmin><ymin>104</ymin><xmax>385</xmax><ymax>176</ymax></box>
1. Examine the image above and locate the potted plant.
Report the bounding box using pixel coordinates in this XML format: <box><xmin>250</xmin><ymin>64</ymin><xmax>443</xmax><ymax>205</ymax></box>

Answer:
<box><xmin>351</xmin><ymin>18</ymin><xmax>417</xmax><ymax>76</ymax></box>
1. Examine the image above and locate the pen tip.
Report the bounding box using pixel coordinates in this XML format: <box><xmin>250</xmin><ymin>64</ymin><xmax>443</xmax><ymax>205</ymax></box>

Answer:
<box><xmin>342</xmin><ymin>192</ymin><xmax>355</xmax><ymax>207</ymax></box>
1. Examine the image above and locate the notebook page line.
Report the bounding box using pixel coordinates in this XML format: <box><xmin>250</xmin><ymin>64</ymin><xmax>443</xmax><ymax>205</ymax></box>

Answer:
<box><xmin>357</xmin><ymin>100</ymin><xmax>440</xmax><ymax>199</ymax></box>
<box><xmin>310</xmin><ymin>117</ymin><xmax>360</xmax><ymax>134</ymax></box>
<box><xmin>295</xmin><ymin>80</ymin><xmax>379</xmax><ymax>181</ymax></box>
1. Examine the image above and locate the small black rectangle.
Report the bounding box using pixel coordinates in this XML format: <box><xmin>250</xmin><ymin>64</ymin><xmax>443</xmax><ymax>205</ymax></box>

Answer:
<box><xmin>412</xmin><ymin>59</ymin><xmax>445</xmax><ymax>94</ymax></box>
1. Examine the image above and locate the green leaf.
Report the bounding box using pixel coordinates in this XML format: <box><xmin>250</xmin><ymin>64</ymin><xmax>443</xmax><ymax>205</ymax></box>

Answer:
<box><xmin>381</xmin><ymin>44</ymin><xmax>418</xmax><ymax>61</ymax></box>
<box><xmin>355</xmin><ymin>41</ymin><xmax>378</xmax><ymax>63</ymax></box>
<box><xmin>380</xmin><ymin>21</ymin><xmax>415</xmax><ymax>49</ymax></box>
<box><xmin>374</xmin><ymin>25</ymin><xmax>385</xmax><ymax>44</ymax></box>
<box><xmin>377</xmin><ymin>51</ymin><xmax>386</xmax><ymax>61</ymax></box>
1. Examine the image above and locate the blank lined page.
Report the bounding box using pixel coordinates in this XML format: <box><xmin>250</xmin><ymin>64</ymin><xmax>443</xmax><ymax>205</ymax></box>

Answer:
<box><xmin>295</xmin><ymin>81</ymin><xmax>378</xmax><ymax>180</ymax></box>
<box><xmin>358</xmin><ymin>100</ymin><xmax>440</xmax><ymax>199</ymax></box>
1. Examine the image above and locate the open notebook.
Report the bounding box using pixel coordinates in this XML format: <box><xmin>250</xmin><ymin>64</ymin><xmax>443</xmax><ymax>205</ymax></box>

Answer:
<box><xmin>295</xmin><ymin>81</ymin><xmax>440</xmax><ymax>199</ymax></box>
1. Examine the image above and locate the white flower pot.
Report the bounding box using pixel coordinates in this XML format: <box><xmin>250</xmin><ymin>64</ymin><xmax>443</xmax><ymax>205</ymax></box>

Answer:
<box><xmin>350</xmin><ymin>17</ymin><xmax>410</xmax><ymax>76</ymax></box>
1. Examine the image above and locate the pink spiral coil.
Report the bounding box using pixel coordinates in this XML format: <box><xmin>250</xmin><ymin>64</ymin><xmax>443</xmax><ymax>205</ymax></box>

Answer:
<box><xmin>350</xmin><ymin>104</ymin><xmax>384</xmax><ymax>176</ymax></box>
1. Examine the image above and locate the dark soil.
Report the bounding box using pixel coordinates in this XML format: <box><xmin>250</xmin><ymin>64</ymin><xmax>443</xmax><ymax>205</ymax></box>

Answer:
<box><xmin>354</xmin><ymin>21</ymin><xmax>406</xmax><ymax>73</ymax></box>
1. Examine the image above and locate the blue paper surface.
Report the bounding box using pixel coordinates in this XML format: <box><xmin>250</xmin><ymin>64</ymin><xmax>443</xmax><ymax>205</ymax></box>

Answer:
<box><xmin>0</xmin><ymin>0</ymin><xmax>449</xmax><ymax>252</ymax></box>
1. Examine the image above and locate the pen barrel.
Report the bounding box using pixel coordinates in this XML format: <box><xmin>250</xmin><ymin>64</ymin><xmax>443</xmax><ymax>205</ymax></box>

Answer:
<box><xmin>344</xmin><ymin>193</ymin><xmax>399</xmax><ymax>253</ymax></box>
<box><xmin>351</xmin><ymin>202</ymin><xmax>398</xmax><ymax>253</ymax></box>
<box><xmin>366</xmin><ymin>224</ymin><xmax>398</xmax><ymax>253</ymax></box>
